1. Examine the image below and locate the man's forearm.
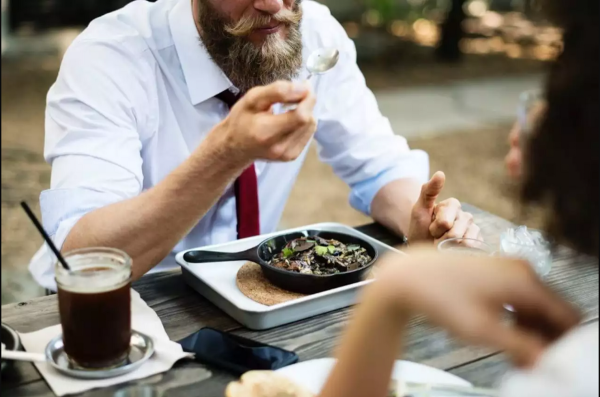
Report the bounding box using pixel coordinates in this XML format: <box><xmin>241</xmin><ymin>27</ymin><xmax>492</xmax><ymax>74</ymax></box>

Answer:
<box><xmin>62</xmin><ymin>132</ymin><xmax>249</xmax><ymax>279</ymax></box>
<box><xmin>370</xmin><ymin>178</ymin><xmax>421</xmax><ymax>237</ymax></box>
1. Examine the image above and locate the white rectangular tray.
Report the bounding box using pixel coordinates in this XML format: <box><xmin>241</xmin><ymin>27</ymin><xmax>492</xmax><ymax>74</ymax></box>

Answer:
<box><xmin>176</xmin><ymin>222</ymin><xmax>403</xmax><ymax>330</ymax></box>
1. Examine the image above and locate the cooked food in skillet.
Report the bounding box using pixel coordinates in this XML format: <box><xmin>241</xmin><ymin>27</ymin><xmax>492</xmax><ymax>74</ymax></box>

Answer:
<box><xmin>267</xmin><ymin>236</ymin><xmax>372</xmax><ymax>275</ymax></box>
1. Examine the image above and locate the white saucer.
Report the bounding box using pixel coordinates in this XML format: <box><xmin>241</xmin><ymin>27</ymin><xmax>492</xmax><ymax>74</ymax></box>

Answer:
<box><xmin>275</xmin><ymin>358</ymin><xmax>471</xmax><ymax>395</ymax></box>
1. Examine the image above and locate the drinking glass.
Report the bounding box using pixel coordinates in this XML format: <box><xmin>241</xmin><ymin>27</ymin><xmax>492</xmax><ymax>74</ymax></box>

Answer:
<box><xmin>55</xmin><ymin>248</ymin><xmax>132</xmax><ymax>370</ymax></box>
<box><xmin>437</xmin><ymin>238</ymin><xmax>494</xmax><ymax>256</ymax></box>
<box><xmin>500</xmin><ymin>227</ymin><xmax>552</xmax><ymax>279</ymax></box>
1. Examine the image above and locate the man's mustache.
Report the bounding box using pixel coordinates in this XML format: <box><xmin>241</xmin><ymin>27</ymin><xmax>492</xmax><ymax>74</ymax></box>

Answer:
<box><xmin>225</xmin><ymin>8</ymin><xmax>302</xmax><ymax>37</ymax></box>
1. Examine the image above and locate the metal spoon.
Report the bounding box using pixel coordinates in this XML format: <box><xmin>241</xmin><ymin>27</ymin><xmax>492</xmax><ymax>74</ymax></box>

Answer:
<box><xmin>304</xmin><ymin>47</ymin><xmax>340</xmax><ymax>81</ymax></box>
<box><xmin>281</xmin><ymin>47</ymin><xmax>340</xmax><ymax>112</ymax></box>
<box><xmin>1</xmin><ymin>342</ymin><xmax>46</xmax><ymax>363</ymax></box>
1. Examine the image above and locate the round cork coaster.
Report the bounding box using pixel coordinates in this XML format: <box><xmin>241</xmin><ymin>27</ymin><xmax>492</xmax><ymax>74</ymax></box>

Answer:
<box><xmin>236</xmin><ymin>262</ymin><xmax>376</xmax><ymax>306</ymax></box>
<box><xmin>236</xmin><ymin>262</ymin><xmax>307</xmax><ymax>306</ymax></box>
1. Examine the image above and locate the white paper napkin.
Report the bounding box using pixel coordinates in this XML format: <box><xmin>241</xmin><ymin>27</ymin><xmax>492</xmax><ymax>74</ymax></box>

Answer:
<box><xmin>19</xmin><ymin>290</ymin><xmax>194</xmax><ymax>396</ymax></box>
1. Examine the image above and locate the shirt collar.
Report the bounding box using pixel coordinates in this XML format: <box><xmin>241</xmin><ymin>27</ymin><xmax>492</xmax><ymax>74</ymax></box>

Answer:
<box><xmin>169</xmin><ymin>0</ymin><xmax>232</xmax><ymax>105</ymax></box>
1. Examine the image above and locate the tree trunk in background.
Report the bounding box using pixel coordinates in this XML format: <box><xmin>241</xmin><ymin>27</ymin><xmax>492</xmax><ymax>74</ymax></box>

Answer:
<box><xmin>435</xmin><ymin>0</ymin><xmax>466</xmax><ymax>62</ymax></box>
<box><xmin>2</xmin><ymin>0</ymin><xmax>8</xmax><ymax>54</ymax></box>
<box><xmin>523</xmin><ymin>0</ymin><xmax>533</xmax><ymax>18</ymax></box>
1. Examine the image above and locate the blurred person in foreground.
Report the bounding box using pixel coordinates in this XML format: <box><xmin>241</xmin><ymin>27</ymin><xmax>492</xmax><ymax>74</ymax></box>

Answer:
<box><xmin>318</xmin><ymin>0</ymin><xmax>599</xmax><ymax>396</ymax></box>
<box><xmin>29</xmin><ymin>0</ymin><xmax>481</xmax><ymax>290</ymax></box>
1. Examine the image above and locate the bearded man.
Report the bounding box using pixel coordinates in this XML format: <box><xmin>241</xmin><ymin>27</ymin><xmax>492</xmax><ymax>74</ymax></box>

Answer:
<box><xmin>30</xmin><ymin>0</ymin><xmax>482</xmax><ymax>290</ymax></box>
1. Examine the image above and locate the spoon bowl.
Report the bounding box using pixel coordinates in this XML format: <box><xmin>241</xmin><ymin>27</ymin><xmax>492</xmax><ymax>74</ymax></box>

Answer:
<box><xmin>281</xmin><ymin>47</ymin><xmax>339</xmax><ymax>112</ymax></box>
<box><xmin>306</xmin><ymin>48</ymin><xmax>340</xmax><ymax>77</ymax></box>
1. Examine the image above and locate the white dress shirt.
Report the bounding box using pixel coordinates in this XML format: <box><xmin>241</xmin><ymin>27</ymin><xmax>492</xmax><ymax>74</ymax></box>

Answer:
<box><xmin>29</xmin><ymin>0</ymin><xmax>429</xmax><ymax>290</ymax></box>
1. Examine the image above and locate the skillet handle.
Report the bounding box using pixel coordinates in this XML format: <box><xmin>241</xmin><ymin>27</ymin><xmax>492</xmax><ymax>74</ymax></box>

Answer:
<box><xmin>183</xmin><ymin>247</ymin><xmax>260</xmax><ymax>264</ymax></box>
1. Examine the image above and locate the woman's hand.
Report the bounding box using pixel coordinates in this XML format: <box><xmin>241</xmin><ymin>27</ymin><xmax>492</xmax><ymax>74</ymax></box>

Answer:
<box><xmin>319</xmin><ymin>248</ymin><xmax>580</xmax><ymax>397</ymax></box>
<box><xmin>505</xmin><ymin>121</ymin><xmax>523</xmax><ymax>179</ymax></box>
<box><xmin>378</xmin><ymin>248</ymin><xmax>580</xmax><ymax>367</ymax></box>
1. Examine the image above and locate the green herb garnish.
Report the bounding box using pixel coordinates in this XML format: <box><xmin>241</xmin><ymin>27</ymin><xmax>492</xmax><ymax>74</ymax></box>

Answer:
<box><xmin>282</xmin><ymin>247</ymin><xmax>295</xmax><ymax>258</ymax></box>
<box><xmin>315</xmin><ymin>245</ymin><xmax>328</xmax><ymax>256</ymax></box>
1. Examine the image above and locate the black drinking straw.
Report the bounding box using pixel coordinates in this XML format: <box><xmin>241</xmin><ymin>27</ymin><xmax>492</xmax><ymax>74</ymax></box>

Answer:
<box><xmin>20</xmin><ymin>201</ymin><xmax>71</xmax><ymax>271</ymax></box>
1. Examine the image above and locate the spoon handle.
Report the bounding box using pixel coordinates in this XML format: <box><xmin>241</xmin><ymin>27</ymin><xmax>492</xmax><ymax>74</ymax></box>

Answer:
<box><xmin>1</xmin><ymin>350</ymin><xmax>47</xmax><ymax>362</ymax></box>
<box><xmin>280</xmin><ymin>102</ymin><xmax>299</xmax><ymax>112</ymax></box>
<box><xmin>280</xmin><ymin>75</ymin><xmax>314</xmax><ymax>112</ymax></box>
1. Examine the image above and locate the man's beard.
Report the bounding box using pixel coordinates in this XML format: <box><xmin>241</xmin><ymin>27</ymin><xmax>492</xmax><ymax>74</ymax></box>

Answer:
<box><xmin>196</xmin><ymin>0</ymin><xmax>303</xmax><ymax>93</ymax></box>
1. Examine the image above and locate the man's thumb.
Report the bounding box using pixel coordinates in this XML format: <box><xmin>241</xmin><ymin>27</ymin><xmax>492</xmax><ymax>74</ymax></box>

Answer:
<box><xmin>418</xmin><ymin>171</ymin><xmax>446</xmax><ymax>209</ymax></box>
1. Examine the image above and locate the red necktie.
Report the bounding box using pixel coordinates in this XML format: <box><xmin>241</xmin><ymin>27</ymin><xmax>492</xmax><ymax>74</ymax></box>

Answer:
<box><xmin>215</xmin><ymin>90</ymin><xmax>261</xmax><ymax>239</ymax></box>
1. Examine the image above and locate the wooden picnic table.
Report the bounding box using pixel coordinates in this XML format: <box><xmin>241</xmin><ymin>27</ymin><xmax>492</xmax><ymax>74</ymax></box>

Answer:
<box><xmin>2</xmin><ymin>204</ymin><xmax>598</xmax><ymax>396</ymax></box>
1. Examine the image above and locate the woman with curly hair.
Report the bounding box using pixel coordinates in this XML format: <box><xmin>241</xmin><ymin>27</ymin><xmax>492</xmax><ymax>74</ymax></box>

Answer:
<box><xmin>318</xmin><ymin>0</ymin><xmax>599</xmax><ymax>396</ymax></box>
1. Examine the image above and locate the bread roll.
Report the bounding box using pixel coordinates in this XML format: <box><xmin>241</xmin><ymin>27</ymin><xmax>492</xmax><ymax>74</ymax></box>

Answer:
<box><xmin>225</xmin><ymin>370</ymin><xmax>315</xmax><ymax>397</ymax></box>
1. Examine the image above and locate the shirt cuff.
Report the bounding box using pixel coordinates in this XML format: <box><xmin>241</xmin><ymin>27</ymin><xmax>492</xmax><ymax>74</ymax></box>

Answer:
<box><xmin>349</xmin><ymin>150</ymin><xmax>429</xmax><ymax>215</ymax></box>
<box><xmin>39</xmin><ymin>187</ymin><xmax>126</xmax><ymax>235</ymax></box>
<box><xmin>29</xmin><ymin>186</ymin><xmax>125</xmax><ymax>291</ymax></box>
<box><xmin>28</xmin><ymin>215</ymin><xmax>83</xmax><ymax>292</ymax></box>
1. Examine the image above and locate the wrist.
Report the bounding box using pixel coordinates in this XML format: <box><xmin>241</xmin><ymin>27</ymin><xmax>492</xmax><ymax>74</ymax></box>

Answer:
<box><xmin>198</xmin><ymin>121</ymin><xmax>252</xmax><ymax>173</ymax></box>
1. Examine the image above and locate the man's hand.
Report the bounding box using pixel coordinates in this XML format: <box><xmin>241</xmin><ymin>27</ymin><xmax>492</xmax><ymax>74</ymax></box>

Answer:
<box><xmin>408</xmin><ymin>171</ymin><xmax>482</xmax><ymax>244</ymax></box>
<box><xmin>209</xmin><ymin>81</ymin><xmax>317</xmax><ymax>166</ymax></box>
<box><xmin>63</xmin><ymin>81</ymin><xmax>316</xmax><ymax>279</ymax></box>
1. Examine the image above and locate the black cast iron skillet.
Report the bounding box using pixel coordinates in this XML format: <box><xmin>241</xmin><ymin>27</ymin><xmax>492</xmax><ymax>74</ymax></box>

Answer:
<box><xmin>183</xmin><ymin>230</ymin><xmax>378</xmax><ymax>294</ymax></box>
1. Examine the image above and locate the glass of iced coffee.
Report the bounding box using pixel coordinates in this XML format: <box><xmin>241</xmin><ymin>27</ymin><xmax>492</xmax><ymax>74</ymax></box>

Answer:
<box><xmin>55</xmin><ymin>248</ymin><xmax>132</xmax><ymax>370</ymax></box>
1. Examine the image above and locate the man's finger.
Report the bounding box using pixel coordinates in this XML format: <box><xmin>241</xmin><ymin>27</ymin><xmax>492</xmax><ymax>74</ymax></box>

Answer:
<box><xmin>433</xmin><ymin>210</ymin><xmax>472</xmax><ymax>240</ymax></box>
<box><xmin>294</xmin><ymin>90</ymin><xmax>317</xmax><ymax>120</ymax></box>
<box><xmin>429</xmin><ymin>199</ymin><xmax>461</xmax><ymax>238</ymax></box>
<box><xmin>418</xmin><ymin>171</ymin><xmax>446</xmax><ymax>209</ymax></box>
<box><xmin>464</xmin><ymin>223</ymin><xmax>482</xmax><ymax>241</ymax></box>
<box><xmin>266</xmin><ymin>92</ymin><xmax>317</xmax><ymax>136</ymax></box>
<box><xmin>245</xmin><ymin>81</ymin><xmax>310</xmax><ymax>112</ymax></box>
<box><xmin>278</xmin><ymin>98</ymin><xmax>318</xmax><ymax>160</ymax></box>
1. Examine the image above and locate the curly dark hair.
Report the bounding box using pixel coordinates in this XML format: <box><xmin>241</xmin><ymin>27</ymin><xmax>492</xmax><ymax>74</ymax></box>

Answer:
<box><xmin>521</xmin><ymin>0</ymin><xmax>599</xmax><ymax>256</ymax></box>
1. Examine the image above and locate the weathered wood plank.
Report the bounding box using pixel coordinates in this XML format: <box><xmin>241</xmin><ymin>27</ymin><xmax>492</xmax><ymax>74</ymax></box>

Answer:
<box><xmin>2</xmin><ymin>296</ymin><xmax>61</xmax><ymax>333</ymax></box>
<box><xmin>449</xmin><ymin>353</ymin><xmax>510</xmax><ymax>389</ymax></box>
<box><xmin>132</xmin><ymin>270</ymin><xmax>243</xmax><ymax>341</ymax></box>
<box><xmin>231</xmin><ymin>309</ymin><xmax>499</xmax><ymax>371</ymax></box>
